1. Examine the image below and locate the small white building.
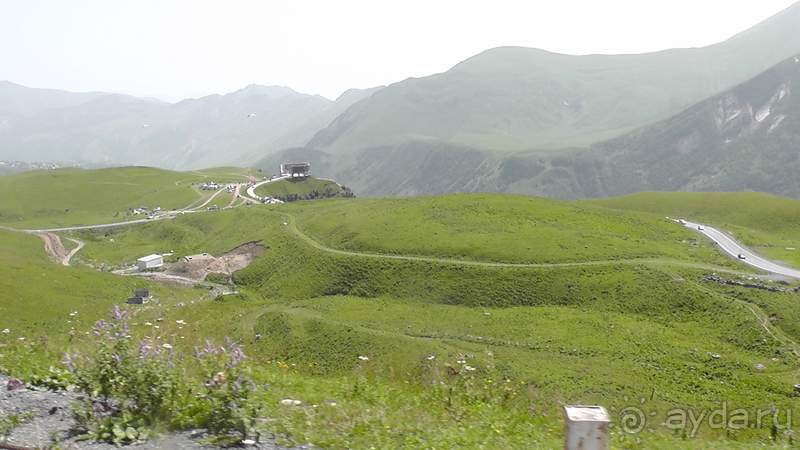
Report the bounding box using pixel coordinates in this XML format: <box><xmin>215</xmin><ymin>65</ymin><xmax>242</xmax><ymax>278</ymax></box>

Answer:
<box><xmin>137</xmin><ymin>254</ymin><xmax>164</xmax><ymax>270</ymax></box>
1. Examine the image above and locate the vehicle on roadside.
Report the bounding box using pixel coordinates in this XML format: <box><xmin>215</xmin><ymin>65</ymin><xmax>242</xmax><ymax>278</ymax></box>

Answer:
<box><xmin>698</xmin><ymin>225</ymin><xmax>704</xmax><ymax>230</ymax></box>
<box><xmin>738</xmin><ymin>254</ymin><xmax>746</xmax><ymax>260</ymax></box>
<box><xmin>678</xmin><ymin>219</ymin><xmax>687</xmax><ymax>225</ymax></box>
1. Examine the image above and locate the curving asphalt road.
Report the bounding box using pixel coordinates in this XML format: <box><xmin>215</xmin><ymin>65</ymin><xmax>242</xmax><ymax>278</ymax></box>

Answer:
<box><xmin>246</xmin><ymin>175</ymin><xmax>290</xmax><ymax>200</ymax></box>
<box><xmin>680</xmin><ymin>220</ymin><xmax>800</xmax><ymax>279</ymax></box>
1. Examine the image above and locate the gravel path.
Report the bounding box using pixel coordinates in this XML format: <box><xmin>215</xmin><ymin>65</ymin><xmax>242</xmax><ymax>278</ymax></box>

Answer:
<box><xmin>0</xmin><ymin>376</ymin><xmax>310</xmax><ymax>450</ymax></box>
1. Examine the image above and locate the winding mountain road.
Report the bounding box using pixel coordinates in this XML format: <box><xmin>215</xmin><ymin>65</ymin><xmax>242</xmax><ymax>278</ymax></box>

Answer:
<box><xmin>246</xmin><ymin>175</ymin><xmax>290</xmax><ymax>200</ymax></box>
<box><xmin>681</xmin><ymin>220</ymin><xmax>800</xmax><ymax>279</ymax></box>
<box><xmin>274</xmin><ymin>211</ymin><xmax>776</xmax><ymax>274</ymax></box>
<box><xmin>63</xmin><ymin>237</ymin><xmax>84</xmax><ymax>266</ymax></box>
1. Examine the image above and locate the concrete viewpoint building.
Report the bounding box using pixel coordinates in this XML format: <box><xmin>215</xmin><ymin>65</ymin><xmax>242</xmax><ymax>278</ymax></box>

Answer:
<box><xmin>137</xmin><ymin>254</ymin><xmax>164</xmax><ymax>270</ymax></box>
<box><xmin>279</xmin><ymin>162</ymin><xmax>310</xmax><ymax>178</ymax></box>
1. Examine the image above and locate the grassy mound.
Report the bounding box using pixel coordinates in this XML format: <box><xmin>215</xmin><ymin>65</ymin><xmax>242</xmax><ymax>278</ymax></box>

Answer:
<box><xmin>253</xmin><ymin>176</ymin><xmax>348</xmax><ymax>201</ymax></box>
<box><xmin>281</xmin><ymin>194</ymin><xmax>732</xmax><ymax>266</ymax></box>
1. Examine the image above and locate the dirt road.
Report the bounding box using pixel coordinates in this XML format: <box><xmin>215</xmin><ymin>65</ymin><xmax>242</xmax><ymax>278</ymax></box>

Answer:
<box><xmin>37</xmin><ymin>233</ymin><xmax>84</xmax><ymax>266</ymax></box>
<box><xmin>63</xmin><ymin>237</ymin><xmax>85</xmax><ymax>265</ymax></box>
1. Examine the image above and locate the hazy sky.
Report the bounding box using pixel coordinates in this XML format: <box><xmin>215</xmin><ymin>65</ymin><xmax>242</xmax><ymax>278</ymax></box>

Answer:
<box><xmin>1</xmin><ymin>0</ymin><xmax>798</xmax><ymax>102</ymax></box>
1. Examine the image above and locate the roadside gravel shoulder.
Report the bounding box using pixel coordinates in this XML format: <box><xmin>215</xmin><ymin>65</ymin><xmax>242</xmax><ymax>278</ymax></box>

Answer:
<box><xmin>0</xmin><ymin>375</ymin><xmax>309</xmax><ymax>450</ymax></box>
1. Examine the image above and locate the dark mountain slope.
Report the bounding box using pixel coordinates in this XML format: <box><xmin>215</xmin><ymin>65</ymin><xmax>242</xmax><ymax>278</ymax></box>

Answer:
<box><xmin>591</xmin><ymin>54</ymin><xmax>800</xmax><ymax>198</ymax></box>
<box><xmin>272</xmin><ymin>55</ymin><xmax>800</xmax><ymax>200</ymax></box>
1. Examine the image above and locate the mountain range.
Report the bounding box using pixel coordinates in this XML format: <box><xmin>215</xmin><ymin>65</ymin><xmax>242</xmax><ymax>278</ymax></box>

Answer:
<box><xmin>3</xmin><ymin>1</ymin><xmax>800</xmax><ymax>199</ymax></box>
<box><xmin>0</xmin><ymin>82</ymin><xmax>380</xmax><ymax>170</ymax></box>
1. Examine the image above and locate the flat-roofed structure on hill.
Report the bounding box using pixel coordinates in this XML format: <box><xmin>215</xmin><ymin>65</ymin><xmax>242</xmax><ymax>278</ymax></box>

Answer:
<box><xmin>137</xmin><ymin>254</ymin><xmax>164</xmax><ymax>270</ymax></box>
<box><xmin>280</xmin><ymin>162</ymin><xmax>310</xmax><ymax>178</ymax></box>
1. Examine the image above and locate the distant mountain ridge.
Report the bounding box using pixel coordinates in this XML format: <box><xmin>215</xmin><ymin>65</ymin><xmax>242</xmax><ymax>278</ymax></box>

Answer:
<box><xmin>0</xmin><ymin>83</ymin><xmax>382</xmax><ymax>170</ymax></box>
<box><xmin>306</xmin><ymin>1</ymin><xmax>800</xmax><ymax>156</ymax></box>
<box><xmin>274</xmin><ymin>53</ymin><xmax>800</xmax><ymax>200</ymax></box>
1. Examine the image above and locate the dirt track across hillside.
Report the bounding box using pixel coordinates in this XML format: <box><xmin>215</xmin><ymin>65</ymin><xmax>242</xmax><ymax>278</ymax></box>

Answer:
<box><xmin>39</xmin><ymin>233</ymin><xmax>68</xmax><ymax>264</ymax></box>
<box><xmin>37</xmin><ymin>233</ymin><xmax>84</xmax><ymax>266</ymax></box>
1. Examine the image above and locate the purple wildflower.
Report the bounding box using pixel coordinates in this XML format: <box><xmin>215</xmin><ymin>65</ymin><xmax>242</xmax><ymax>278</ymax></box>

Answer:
<box><xmin>109</xmin><ymin>304</ymin><xmax>127</xmax><ymax>321</ymax></box>
<box><xmin>228</xmin><ymin>348</ymin><xmax>246</xmax><ymax>367</ymax></box>
<box><xmin>61</xmin><ymin>352</ymin><xmax>76</xmax><ymax>374</ymax></box>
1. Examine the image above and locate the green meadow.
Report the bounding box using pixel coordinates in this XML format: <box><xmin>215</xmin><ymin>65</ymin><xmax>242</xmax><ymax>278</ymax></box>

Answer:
<box><xmin>2</xmin><ymin>177</ymin><xmax>800</xmax><ymax>448</ymax></box>
<box><xmin>281</xmin><ymin>194</ymin><xmax>736</xmax><ymax>266</ymax></box>
<box><xmin>587</xmin><ymin>192</ymin><xmax>800</xmax><ymax>269</ymax></box>
<box><xmin>0</xmin><ymin>166</ymin><xmax>263</xmax><ymax>229</ymax></box>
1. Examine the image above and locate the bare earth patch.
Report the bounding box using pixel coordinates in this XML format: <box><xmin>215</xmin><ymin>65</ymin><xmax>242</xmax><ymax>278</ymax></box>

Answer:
<box><xmin>38</xmin><ymin>232</ymin><xmax>68</xmax><ymax>265</ymax></box>
<box><xmin>165</xmin><ymin>241</ymin><xmax>268</xmax><ymax>282</ymax></box>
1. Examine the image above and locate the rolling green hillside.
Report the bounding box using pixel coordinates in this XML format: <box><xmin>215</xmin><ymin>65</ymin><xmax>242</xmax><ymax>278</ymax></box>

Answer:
<box><xmin>253</xmin><ymin>176</ymin><xmax>350</xmax><ymax>202</ymax></box>
<box><xmin>0</xmin><ymin>228</ymin><xmax>194</xmax><ymax>348</ymax></box>
<box><xmin>5</xmin><ymin>190</ymin><xmax>800</xmax><ymax>447</ymax></box>
<box><xmin>0</xmin><ymin>166</ymin><xmax>263</xmax><ymax>229</ymax></box>
<box><xmin>280</xmin><ymin>195</ymin><xmax>730</xmax><ymax>266</ymax></box>
<box><xmin>587</xmin><ymin>191</ymin><xmax>800</xmax><ymax>269</ymax></box>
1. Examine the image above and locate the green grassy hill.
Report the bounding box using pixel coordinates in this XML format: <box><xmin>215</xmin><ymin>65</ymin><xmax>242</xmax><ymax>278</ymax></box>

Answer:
<box><xmin>0</xmin><ymin>166</ymin><xmax>263</xmax><ymax>229</ymax></box>
<box><xmin>280</xmin><ymin>194</ymin><xmax>730</xmax><ymax>265</ymax></box>
<box><xmin>0</xmin><ymin>228</ymin><xmax>196</xmax><ymax>365</ymax></box>
<box><xmin>253</xmin><ymin>176</ymin><xmax>350</xmax><ymax>202</ymax></box>
<box><xmin>587</xmin><ymin>191</ymin><xmax>800</xmax><ymax>268</ymax></box>
<box><xmin>4</xmin><ymin>191</ymin><xmax>800</xmax><ymax>447</ymax></box>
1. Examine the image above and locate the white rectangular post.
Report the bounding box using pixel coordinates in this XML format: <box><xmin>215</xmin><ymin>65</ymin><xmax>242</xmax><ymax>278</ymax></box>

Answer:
<box><xmin>563</xmin><ymin>405</ymin><xmax>610</xmax><ymax>450</ymax></box>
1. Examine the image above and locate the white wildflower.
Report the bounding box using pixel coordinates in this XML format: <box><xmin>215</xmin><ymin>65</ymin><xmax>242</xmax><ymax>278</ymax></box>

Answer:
<box><xmin>2</xmin><ymin>329</ymin><xmax>9</xmax><ymax>334</ymax></box>
<box><xmin>427</xmin><ymin>355</ymin><xmax>435</xmax><ymax>360</ymax></box>
<box><xmin>176</xmin><ymin>320</ymin><xmax>185</xmax><ymax>324</ymax></box>
<box><xmin>464</xmin><ymin>365</ymin><xmax>476</xmax><ymax>371</ymax></box>
<box><xmin>162</xmin><ymin>343</ymin><xmax>172</xmax><ymax>349</ymax></box>
<box><xmin>18</xmin><ymin>337</ymin><xmax>25</xmax><ymax>341</ymax></box>
<box><xmin>144</xmin><ymin>322</ymin><xmax>152</xmax><ymax>326</ymax></box>
<box><xmin>358</xmin><ymin>356</ymin><xmax>369</xmax><ymax>361</ymax></box>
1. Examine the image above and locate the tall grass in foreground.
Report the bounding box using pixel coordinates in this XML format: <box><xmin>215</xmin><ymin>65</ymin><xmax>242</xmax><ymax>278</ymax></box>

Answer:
<box><xmin>2</xmin><ymin>302</ymin><xmax>798</xmax><ymax>449</ymax></box>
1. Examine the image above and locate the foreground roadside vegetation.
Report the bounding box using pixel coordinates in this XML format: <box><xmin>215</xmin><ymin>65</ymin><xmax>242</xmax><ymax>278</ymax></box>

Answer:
<box><xmin>2</xmin><ymin>187</ymin><xmax>800</xmax><ymax>448</ymax></box>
